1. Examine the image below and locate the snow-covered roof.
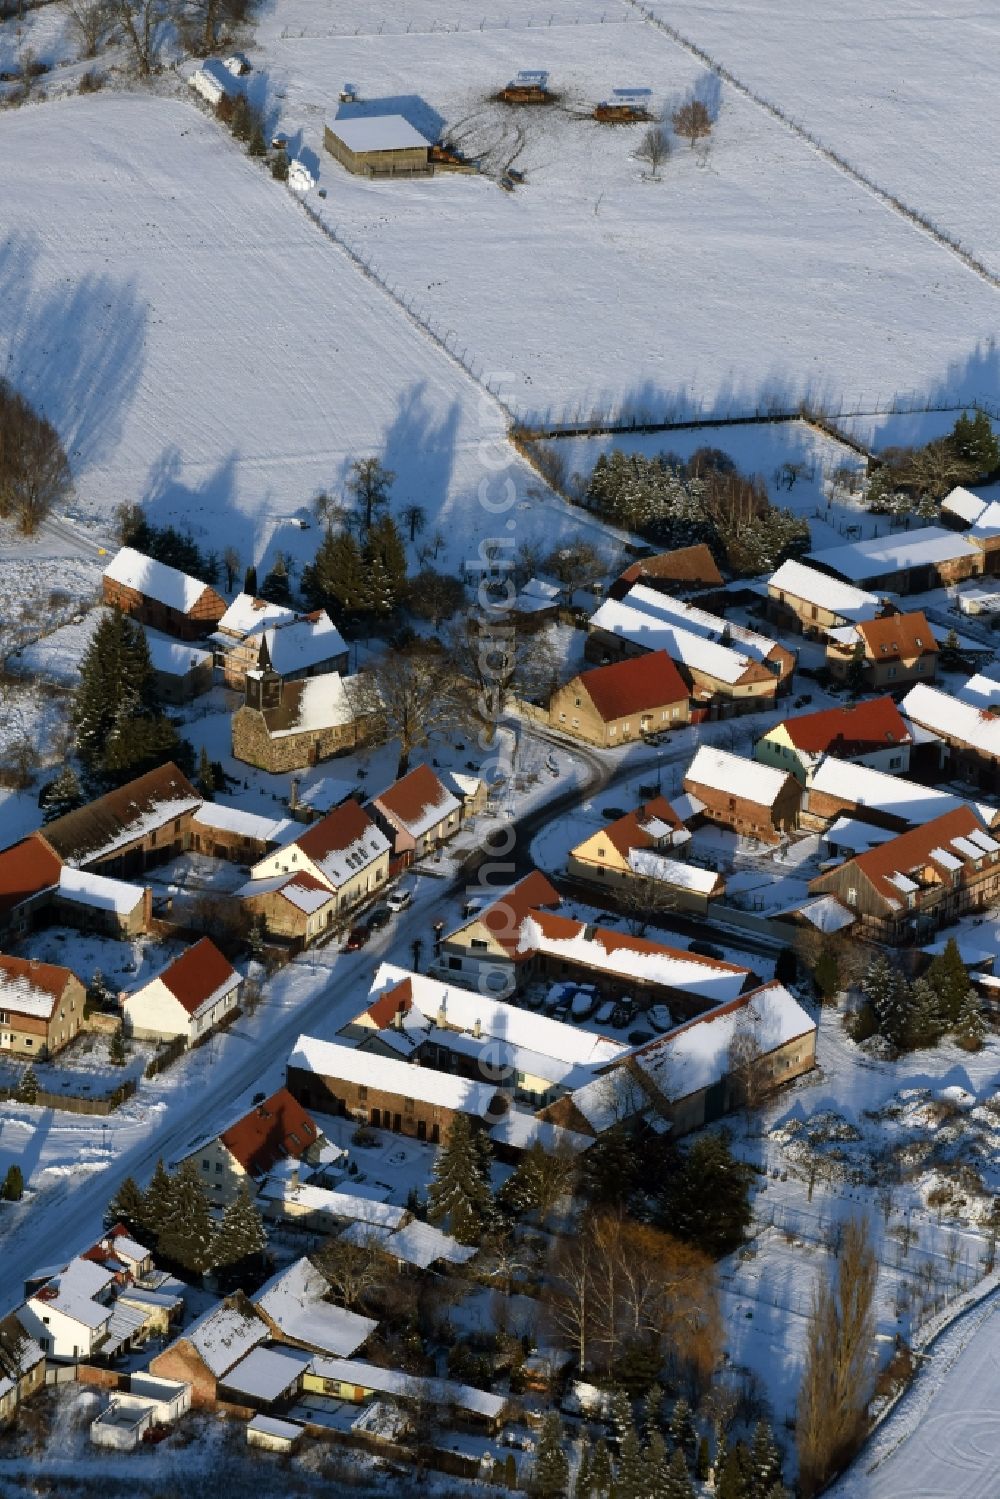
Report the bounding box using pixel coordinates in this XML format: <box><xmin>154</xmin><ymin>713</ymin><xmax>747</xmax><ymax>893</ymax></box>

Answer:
<box><xmin>900</xmin><ymin>682</ymin><xmax>1000</xmax><ymax>758</ymax></box>
<box><xmin>184</xmin><ymin>1300</ymin><xmax>268</xmax><ymax>1377</ymax></box>
<box><xmin>265</xmin><ymin>800</ymin><xmax>391</xmax><ymax>892</ymax></box>
<box><xmin>567</xmin><ymin>1066</ymin><xmax>653</xmax><ymax>1133</ymax></box>
<box><xmin>104</xmin><ymin>546</ymin><xmax>214</xmax><ymax>614</ymax></box>
<box><xmin>254</xmin><ymin>1257</ymin><xmax>376</xmax><ymax>1358</ymax></box>
<box><xmin>145</xmin><ymin>633</ymin><xmax>212</xmax><ymax>675</ymax></box>
<box><xmin>247</xmin><ymin>1414</ymin><xmax>302</xmax><ymax>1442</ymax></box>
<box><xmin>969</xmin><ymin>501</ymin><xmax>1000</xmax><ymax>541</ymax></box>
<box><xmin>309</xmin><ymin>1357</ymin><xmax>505</xmax><ymax>1419</ymax></box>
<box><xmin>267</xmin><ymin>672</ymin><xmax>371</xmax><ymax>738</ymax></box>
<box><xmin>768</xmin><ymin>558</ymin><xmax>881</xmax><ymax>621</ymax></box>
<box><xmin>287</xmin><ymin>1034</ymin><xmax>501</xmax><ymax>1118</ymax></box>
<box><xmin>807</xmin><ymin>527</ymin><xmax>980</xmax><ymax>583</ymax></box>
<box><xmin>636</xmin><ymin>983</ymin><xmax>815</xmax><ymax>1102</ymax></box>
<box><xmin>790</xmin><ymin>895</ymin><xmax>855</xmax><ymax>933</ymax></box>
<box><xmin>223</xmin><ymin>1344</ymin><xmax>308</xmax><ymax>1402</ymax></box>
<box><xmin>263</xmin><ymin>613</ymin><xmax>347</xmax><ymax>676</ymax></box>
<box><xmin>379</xmin><ymin>1220</ymin><xmax>476</xmax><ymax>1270</ymax></box>
<box><xmin>296</xmin><ymin>778</ymin><xmax>360</xmax><ymax>815</ymax></box>
<box><xmin>627</xmin><ymin>848</ymin><xmax>722</xmax><ymax>893</ymax></box>
<box><xmin>372</xmin><ymin>765</ymin><xmax>462</xmax><ymax>839</ymax></box>
<box><xmin>58</xmin><ymin>866</ymin><xmax>144</xmax><ymax>916</ymax></box>
<box><xmin>590</xmin><ymin>583</ymin><xmax>785</xmax><ymax>685</ymax></box>
<box><xmin>685</xmin><ymin>745</ymin><xmax>794</xmax><ymax>808</ymax></box>
<box><xmin>0</xmin><ymin>955</ymin><xmax>72</xmax><ymax>1019</ymax></box>
<box><xmin>941</xmin><ymin>486</ymin><xmax>987</xmax><ymax>524</ymax></box>
<box><xmin>326</xmin><ymin>114</ymin><xmax>431</xmax><ymax>153</ymax></box>
<box><xmin>218</xmin><ymin>593</ymin><xmax>296</xmax><ymax>638</ymax></box>
<box><xmin>259</xmin><ymin>1178</ymin><xmax>406</xmax><ymax>1230</ymax></box>
<box><xmin>30</xmin><ymin>1257</ymin><xmax>116</xmax><ymax>1331</ymax></box>
<box><xmin>808</xmin><ymin>753</ymin><xmax>998</xmax><ymax>828</ymax></box>
<box><xmin>957</xmin><ymin>673</ymin><xmax>1000</xmax><ymax>712</ymax></box>
<box><xmin>193</xmin><ymin>802</ymin><xmax>296</xmax><ymax>843</ymax></box>
<box><xmin>487</xmin><ymin>1110</ymin><xmax>594</xmax><ymax>1154</ymax></box>
<box><xmin>823</xmin><ymin>816</ymin><xmax>897</xmax><ymax>854</ymax></box>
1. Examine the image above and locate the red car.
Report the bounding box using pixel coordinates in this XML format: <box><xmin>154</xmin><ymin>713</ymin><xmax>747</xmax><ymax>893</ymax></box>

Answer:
<box><xmin>345</xmin><ymin>925</ymin><xmax>369</xmax><ymax>952</ymax></box>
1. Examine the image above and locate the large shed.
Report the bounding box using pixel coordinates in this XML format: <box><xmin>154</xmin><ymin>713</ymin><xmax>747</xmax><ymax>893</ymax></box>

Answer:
<box><xmin>323</xmin><ymin>115</ymin><xmax>432</xmax><ymax>177</ymax></box>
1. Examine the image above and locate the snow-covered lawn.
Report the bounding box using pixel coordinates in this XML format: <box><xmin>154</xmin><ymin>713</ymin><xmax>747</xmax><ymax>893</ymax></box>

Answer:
<box><xmin>250</xmin><ymin>5</ymin><xmax>1000</xmax><ymax>427</ymax></box>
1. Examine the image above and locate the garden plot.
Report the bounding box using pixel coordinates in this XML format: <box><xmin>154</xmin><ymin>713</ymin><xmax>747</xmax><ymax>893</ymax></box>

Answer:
<box><xmin>251</xmin><ymin>11</ymin><xmax>1000</xmax><ymax>427</ymax></box>
<box><xmin>0</xmin><ymin>91</ymin><xmax>607</xmax><ymax>579</ymax></box>
<box><xmin>650</xmin><ymin>0</ymin><xmax>1000</xmax><ymax>280</ymax></box>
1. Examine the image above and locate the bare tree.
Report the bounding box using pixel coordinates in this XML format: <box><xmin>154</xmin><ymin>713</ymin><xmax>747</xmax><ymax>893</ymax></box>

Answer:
<box><xmin>672</xmin><ymin>98</ymin><xmax>712</xmax><ymax>148</ymax></box>
<box><xmin>797</xmin><ymin>1217</ymin><xmax>877</xmax><ymax>1496</ymax></box>
<box><xmin>222</xmin><ymin>545</ymin><xmax>241</xmax><ymax>592</ymax></box>
<box><xmin>726</xmin><ymin>1018</ymin><xmax>766</xmax><ymax>1123</ymax></box>
<box><xmin>361</xmin><ymin>646</ymin><xmax>462</xmax><ymax>777</ymax></box>
<box><xmin>400</xmin><ymin>503</ymin><xmax>427</xmax><ymax>544</ymax></box>
<box><xmin>174</xmin><ymin>0</ymin><xmax>258</xmax><ymax>54</ymax></box>
<box><xmin>313</xmin><ymin>1236</ymin><xmax>386</xmax><ymax>1311</ymax></box>
<box><xmin>407</xmin><ymin>568</ymin><xmax>466</xmax><ymax>628</ymax></box>
<box><xmin>614</xmin><ymin>873</ymin><xmax>677</xmax><ymax>937</ymax></box>
<box><xmin>0</xmin><ymin>378</ymin><xmax>72</xmax><ymax>534</ymax></box>
<box><xmin>347</xmin><ymin>456</ymin><xmax>395</xmax><ymax>531</ymax></box>
<box><xmin>106</xmin><ymin>0</ymin><xmax>168</xmax><ymax>75</ymax></box>
<box><xmin>446</xmin><ymin>613</ymin><xmax>558</xmax><ymax>725</ymax></box>
<box><xmin>60</xmin><ymin>0</ymin><xmax>115</xmax><ymax>58</ymax></box>
<box><xmin>548</xmin><ymin>1223</ymin><xmax>595</xmax><ymax>1368</ymax></box>
<box><xmin>636</xmin><ymin>124</ymin><xmax>670</xmax><ymax>178</ymax></box>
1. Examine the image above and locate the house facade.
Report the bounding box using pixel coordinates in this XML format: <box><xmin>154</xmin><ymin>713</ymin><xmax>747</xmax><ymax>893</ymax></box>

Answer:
<box><xmin>215</xmin><ymin>609</ymin><xmax>348</xmax><ymax>691</ymax></box>
<box><xmin>766</xmin><ymin>558</ymin><xmax>881</xmax><ymax>635</ymax></box>
<box><xmin>803</xmin><ymin>755</ymin><xmax>998</xmax><ymax>834</ymax></box>
<box><xmin>754</xmin><ymin>696</ymin><xmax>912</xmax><ymax>786</ymax></box>
<box><xmin>0</xmin><ymin>954</ymin><xmax>84</xmax><ymax>1059</ymax></box>
<box><xmin>548</xmin><ymin>651</ymin><xmax>691</xmax><ymax>747</ymax></box>
<box><xmin>899</xmin><ymin>682</ymin><xmax>1000</xmax><ymax>788</ymax></box>
<box><xmin>238</xmin><ymin>871</ymin><xmax>339</xmax><ymax>946</ymax></box>
<box><xmin>566</xmin><ymin>796</ymin><xmax>724</xmax><ymax>912</ymax></box>
<box><xmin>826</xmin><ymin>611</ymin><xmax>939</xmax><ymax>690</ymax></box>
<box><xmin>249</xmin><ymin>800</ymin><xmax>391</xmax><ymax>917</ymax></box>
<box><xmin>102</xmin><ymin>547</ymin><xmax>226</xmax><ymax>640</ymax></box>
<box><xmin>368</xmin><ymin>764</ymin><xmax>464</xmax><ymax>859</ymax></box>
<box><xmin>121</xmin><ymin>937</ymin><xmax>241</xmax><ymax>1046</ymax></box>
<box><xmin>683</xmin><ymin>746</ymin><xmax>802</xmax><ymax>844</ymax></box>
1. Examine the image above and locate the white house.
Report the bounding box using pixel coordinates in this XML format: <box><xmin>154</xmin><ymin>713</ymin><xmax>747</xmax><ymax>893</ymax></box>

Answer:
<box><xmin>18</xmin><ymin>1259</ymin><xmax>116</xmax><ymax>1361</ymax></box>
<box><xmin>121</xmin><ymin>937</ymin><xmax>241</xmax><ymax>1046</ymax></box>
<box><xmin>249</xmin><ymin>799</ymin><xmax>390</xmax><ymax>912</ymax></box>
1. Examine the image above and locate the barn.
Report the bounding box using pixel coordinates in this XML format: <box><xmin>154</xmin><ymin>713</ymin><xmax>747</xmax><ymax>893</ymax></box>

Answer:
<box><xmin>323</xmin><ymin>116</ymin><xmax>432</xmax><ymax>178</ymax></box>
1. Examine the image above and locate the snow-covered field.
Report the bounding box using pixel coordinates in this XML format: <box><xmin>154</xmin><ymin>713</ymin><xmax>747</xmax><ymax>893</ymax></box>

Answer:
<box><xmin>651</xmin><ymin>0</ymin><xmax>1000</xmax><ymax>280</ymax></box>
<box><xmin>248</xmin><ymin>5</ymin><xmax>1000</xmax><ymax>428</ymax></box>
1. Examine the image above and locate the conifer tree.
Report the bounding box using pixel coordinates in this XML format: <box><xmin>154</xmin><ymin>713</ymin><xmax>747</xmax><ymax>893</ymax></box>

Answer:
<box><xmin>616</xmin><ymin>1424</ymin><xmax>645</xmax><ymax>1499</ymax></box>
<box><xmin>3</xmin><ymin>1165</ymin><xmax>23</xmax><ymax>1201</ymax></box>
<box><xmin>668</xmin><ymin>1395</ymin><xmax>695</xmax><ymax>1456</ymax></box>
<box><xmin>695</xmin><ymin>1433</ymin><xmax>711</xmax><ymax>1481</ymax></box>
<box><xmin>15</xmin><ymin>1065</ymin><xmax>37</xmax><ymax>1105</ymax></box>
<box><xmin>812</xmin><ymin>944</ymin><xmax>840</xmax><ymax>1001</ymax></box>
<box><xmin>139</xmin><ymin>1157</ymin><xmax>176</xmax><ymax>1249</ymax></box>
<box><xmin>864</xmin><ymin>956</ymin><xmax>910</xmax><ymax>1050</ymax></box>
<box><xmin>665</xmin><ymin>1447</ymin><xmax>694</xmax><ymax>1499</ymax></box>
<box><xmin>573</xmin><ymin>1440</ymin><xmax>592</xmax><ymax>1499</ymax></box>
<box><xmin>104</xmin><ymin>1175</ymin><xmax>145</xmax><ymax>1234</ymax></box>
<box><xmin>955</xmin><ymin>987</ymin><xmax>987</xmax><ymax>1051</ymax></box>
<box><xmin>655</xmin><ymin>1132</ymin><xmax>753</xmax><ymax>1256</ymax></box>
<box><xmin>301</xmin><ymin>527</ymin><xmax>366</xmax><ymax>619</ymax></box>
<box><xmin>426</xmin><ymin>1114</ymin><xmax>494</xmax><ymax>1244</ymax></box>
<box><xmin>926</xmin><ymin>938</ymin><xmax>969</xmax><ymax>1028</ymax></box>
<box><xmin>364</xmin><ymin>513</ymin><xmax>408</xmax><ymax>616</ymax></box>
<box><xmin>641</xmin><ymin>1430</ymin><xmax>672</xmax><ymax>1499</ymax></box>
<box><xmin>531</xmin><ymin>1411</ymin><xmax>569</xmax><ymax>1498</ymax></box>
<box><xmin>748</xmin><ymin>1420</ymin><xmax>782</xmax><ymax>1499</ymax></box>
<box><xmin>590</xmin><ymin>1439</ymin><xmax>613</xmax><ymax>1498</ymax></box>
<box><xmin>109</xmin><ymin>1023</ymin><xmax>127</xmax><ymax>1066</ymax></box>
<box><xmin>951</xmin><ymin>410</ymin><xmax>1000</xmax><ymax>475</ymax></box>
<box><xmin>197</xmin><ymin>745</ymin><xmax>216</xmax><ymax>796</ymax></box>
<box><xmin>214</xmin><ymin>1182</ymin><xmax>267</xmax><ymax>1268</ymax></box>
<box><xmin>643</xmin><ymin>1382</ymin><xmax>664</xmax><ymax>1440</ymax></box>
<box><xmin>609</xmin><ymin>1389</ymin><xmax>635</xmax><ymax>1454</ymax></box>
<box><xmin>260</xmin><ymin>554</ymin><xmax>293</xmax><ymax>607</ymax></box>
<box><xmin>908</xmin><ymin>976</ymin><xmax>945</xmax><ymax>1049</ymax></box>
<box><xmin>158</xmin><ymin>1160</ymin><xmax>216</xmax><ymax>1274</ymax></box>
<box><xmin>39</xmin><ymin>765</ymin><xmax>83</xmax><ymax>823</ymax></box>
<box><xmin>717</xmin><ymin>1440</ymin><xmax>752</xmax><ymax>1499</ymax></box>
<box><xmin>71</xmin><ymin>609</ymin><xmax>184</xmax><ymax>787</ymax></box>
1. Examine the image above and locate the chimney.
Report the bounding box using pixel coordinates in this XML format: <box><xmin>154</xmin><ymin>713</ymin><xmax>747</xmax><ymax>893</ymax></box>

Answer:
<box><xmin>290</xmin><ymin>1165</ymin><xmax>300</xmax><ymax>1190</ymax></box>
<box><xmin>436</xmin><ymin>1001</ymin><xmax>447</xmax><ymax>1029</ymax></box>
<box><xmin>290</xmin><ymin>776</ymin><xmax>300</xmax><ymax>812</ymax></box>
<box><xmin>472</xmin><ymin>1016</ymin><xmax>482</xmax><ymax>1040</ymax></box>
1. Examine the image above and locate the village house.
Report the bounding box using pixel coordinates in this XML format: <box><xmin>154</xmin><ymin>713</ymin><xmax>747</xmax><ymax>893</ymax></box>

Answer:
<box><xmin>53</xmin><ymin>867</ymin><xmax>152</xmax><ymax>937</ymax></box>
<box><xmin>807</xmin><ymin>527</ymin><xmax>983</xmax><ymax>594</ymax></box>
<box><xmin>188</xmin><ymin>802</ymin><xmax>296</xmax><ymax>864</ymax></box>
<box><xmin>231</xmin><ymin>662</ymin><xmax>381</xmax><ymax>773</ymax></box>
<box><xmin>0</xmin><ymin>1317</ymin><xmax>45</xmax><ymax>1428</ymax></box>
<box><xmin>540</xmin><ymin>982</ymin><xmax>816</xmax><ymax>1139</ymax></box>
<box><xmin>567</xmin><ymin>796</ymin><xmax>725</xmax><ymax>912</ymax></box>
<box><xmin>0</xmin><ymin>953</ymin><xmax>85</xmax><ymax>1059</ymax></box>
<box><xmin>217</xmin><ymin>1345</ymin><xmax>309</xmax><ymax>1412</ymax></box>
<box><xmin>608</xmin><ymin>543</ymin><xmax>724</xmax><ymax>601</ymax></box>
<box><xmin>341</xmin><ymin>962</ymin><xmax>629</xmax><ymax>1110</ymax></box>
<box><xmin>145</xmin><ymin>633</ymin><xmax>214</xmax><ymax>704</ymax></box>
<box><xmin>826</xmin><ymin>610</ymin><xmax>939</xmax><ymax>690</ymax></box>
<box><xmin>766</xmin><ymin>557</ymin><xmax>882</xmax><ymax>635</ymax></box>
<box><xmin>237</xmin><ymin>870</ymin><xmax>339</xmax><ymax>947</ymax></box>
<box><xmin>938</xmin><ymin>489</ymin><xmax>1000</xmax><ymax>574</ymax></box>
<box><xmin>212</xmin><ymin>604</ymin><xmax>348</xmax><ymax>691</ymax></box>
<box><xmin>802</xmin><ymin>754</ymin><xmax>1000</xmax><ymax>834</ymax></box>
<box><xmin>899</xmin><ymin>681</ymin><xmax>1000</xmax><ymax>788</ymax></box>
<box><xmin>120</xmin><ymin>937</ymin><xmax>241</xmax><ymax>1046</ymax></box>
<box><xmin>286</xmin><ymin>1033</ymin><xmax>505</xmax><ymax>1143</ymax></box>
<box><xmin>253</xmin><ymin>1258</ymin><xmax>377</xmax><ymax>1363</ymax></box>
<box><xmin>809</xmin><ymin>806</ymin><xmax>1000</xmax><ymax>942</ymax></box>
<box><xmin>40</xmin><ymin>762</ymin><xmax>202</xmax><ymax>880</ymax></box>
<box><xmin>323</xmin><ymin>114</ymin><xmax>433</xmax><ymax>177</ymax></box>
<box><xmin>368</xmin><ymin>763</ymin><xmax>463</xmax><ymax>862</ymax></box>
<box><xmin>683</xmin><ymin>745</ymin><xmax>802</xmax><ymax>844</ymax></box>
<box><xmin>547</xmin><ymin>651</ymin><xmax>691</xmax><ymax>747</ymax></box>
<box><xmin>0</xmin><ymin>834</ymin><xmax>66</xmax><ymax>942</ymax></box>
<box><xmin>754</xmin><ymin>696</ymin><xmax>912</xmax><ymax>787</ymax></box>
<box><xmin>102</xmin><ymin>547</ymin><xmax>226</xmax><ymax>640</ymax></box>
<box><xmin>587</xmin><ymin>583</ymin><xmax>793</xmax><ymax>714</ymax></box>
<box><xmin>248</xmin><ymin>799</ymin><xmax>391</xmax><ymax>916</ymax></box>
<box><xmin>16</xmin><ymin>1258</ymin><xmax>122</xmax><ymax>1362</ymax></box>
<box><xmin>259</xmin><ymin>1180</ymin><xmax>404</xmax><ymax>1239</ymax></box>
<box><xmin>150</xmin><ymin>1295</ymin><xmax>271</xmax><ymax>1407</ymax></box>
<box><xmin>179</xmin><ymin>1087</ymin><xmax>324</xmax><ymax>1207</ymax></box>
<box><xmin>436</xmin><ymin>872</ymin><xmax>753</xmax><ymax>1017</ymax></box>
<box><xmin>304</xmin><ymin>1359</ymin><xmax>507</xmax><ymax>1434</ymax></box>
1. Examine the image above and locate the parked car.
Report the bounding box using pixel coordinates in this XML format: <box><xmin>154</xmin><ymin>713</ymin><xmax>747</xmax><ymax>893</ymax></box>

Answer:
<box><xmin>366</xmin><ymin>905</ymin><xmax>391</xmax><ymax>932</ymax></box>
<box><xmin>611</xmin><ymin>1001</ymin><xmax>634</xmax><ymax>1029</ymax></box>
<box><xmin>345</xmin><ymin>925</ymin><xmax>369</xmax><ymax>952</ymax></box>
<box><xmin>386</xmin><ymin>886</ymin><xmax>413</xmax><ymax>913</ymax></box>
<box><xmin>594</xmin><ymin>1000</ymin><xmax>617</xmax><ymax>1027</ymax></box>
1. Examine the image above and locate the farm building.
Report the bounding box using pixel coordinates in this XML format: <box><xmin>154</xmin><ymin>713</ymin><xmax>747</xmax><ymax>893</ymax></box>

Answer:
<box><xmin>52</xmin><ymin>868</ymin><xmax>151</xmax><ymax>938</ymax></box>
<box><xmin>499</xmin><ymin>69</ymin><xmax>553</xmax><ymax>104</ymax></box>
<box><xmin>609</xmin><ymin>543</ymin><xmax>724</xmax><ymax>600</ymax></box>
<box><xmin>121</xmin><ymin>937</ymin><xmax>241</xmax><ymax>1046</ymax></box>
<box><xmin>0</xmin><ymin>953</ymin><xmax>85</xmax><ymax>1059</ymax></box>
<box><xmin>253</xmin><ymin>1257</ymin><xmax>376</xmax><ymax>1360</ymax></box>
<box><xmin>767</xmin><ymin>558</ymin><xmax>882</xmax><ymax>635</ymax></box>
<box><xmin>547</xmin><ymin>650</ymin><xmax>691</xmax><ymax>747</ymax></box>
<box><xmin>900</xmin><ymin>681</ymin><xmax>1000</xmax><ymax>786</ymax></box>
<box><xmin>145</xmin><ymin>632</ymin><xmax>213</xmax><ymax>704</ymax></box>
<box><xmin>0</xmin><ymin>834</ymin><xmax>65</xmax><ymax>942</ymax></box>
<box><xmin>212</xmin><ymin>605</ymin><xmax>348</xmax><ymax>690</ymax></box>
<box><xmin>826</xmin><ymin>610</ymin><xmax>939</xmax><ymax>690</ymax></box>
<box><xmin>323</xmin><ymin>115</ymin><xmax>432</xmax><ymax>177</ymax></box>
<box><xmin>567</xmin><ymin>796</ymin><xmax>725</xmax><ymax>912</ymax></box>
<box><xmin>237</xmin><ymin>870</ymin><xmax>339</xmax><ymax>947</ymax></box>
<box><xmin>806</xmin><ymin>527</ymin><xmax>983</xmax><ymax>594</ymax></box>
<box><xmin>803</xmin><ymin>754</ymin><xmax>999</xmax><ymax>834</ymax></box>
<box><xmin>754</xmin><ymin>696</ymin><xmax>912</xmax><ymax>786</ymax></box>
<box><xmin>188</xmin><ymin>802</ymin><xmax>296</xmax><ymax>864</ymax></box>
<box><xmin>102</xmin><ymin>547</ymin><xmax>226</xmax><ymax>640</ymax></box>
<box><xmin>683</xmin><ymin>746</ymin><xmax>802</xmax><ymax>844</ymax></box>
<box><xmin>39</xmin><ymin>762</ymin><xmax>201</xmax><ymax>879</ymax></box>
<box><xmin>150</xmin><ymin>1296</ymin><xmax>270</xmax><ymax>1407</ymax></box>
<box><xmin>232</xmin><ymin>664</ymin><xmax>381</xmax><ymax>772</ymax></box>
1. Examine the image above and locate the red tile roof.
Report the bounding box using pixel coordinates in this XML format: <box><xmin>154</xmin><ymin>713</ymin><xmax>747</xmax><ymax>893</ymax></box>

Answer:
<box><xmin>220</xmin><ymin>1087</ymin><xmax>318</xmax><ymax>1176</ymax></box>
<box><xmin>856</xmin><ymin>611</ymin><xmax>938</xmax><ymax>663</ymax></box>
<box><xmin>0</xmin><ymin>953</ymin><xmax>76</xmax><ymax>1017</ymax></box>
<box><xmin>478</xmin><ymin>871</ymin><xmax>562</xmax><ymax>956</ymax></box>
<box><xmin>617</xmin><ymin>544</ymin><xmax>724</xmax><ymax>591</ymax></box>
<box><xmin>600</xmin><ymin>796</ymin><xmax>687</xmax><ymax>859</ymax></box>
<box><xmin>781</xmin><ymin>696</ymin><xmax>911</xmax><ymax>756</ymax></box>
<box><xmin>366</xmin><ymin>977</ymin><xmax>414</xmax><ymax>1028</ymax></box>
<box><xmin>819</xmin><ymin>806</ymin><xmax>991</xmax><ymax>906</ymax></box>
<box><xmin>0</xmin><ymin>834</ymin><xmax>62</xmax><ymax>919</ymax></box>
<box><xmin>576</xmin><ymin>651</ymin><xmax>689</xmax><ymax>723</ymax></box>
<box><xmin>373</xmin><ymin>764</ymin><xmax>455</xmax><ymax>833</ymax></box>
<box><xmin>294</xmin><ymin>798</ymin><xmax>378</xmax><ymax>860</ymax></box>
<box><xmin>156</xmin><ymin>937</ymin><xmax>238</xmax><ymax>1016</ymax></box>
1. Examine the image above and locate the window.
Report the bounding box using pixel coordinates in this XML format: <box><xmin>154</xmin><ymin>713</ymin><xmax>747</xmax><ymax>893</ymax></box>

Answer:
<box><xmin>574</xmin><ymin>697</ymin><xmax>581</xmax><ymax>707</ymax></box>
<box><xmin>609</xmin><ymin>725</ymin><xmax>617</xmax><ymax>736</ymax></box>
<box><xmin>201</xmin><ymin>1160</ymin><xmax>209</xmax><ymax>1171</ymax></box>
<box><xmin>404</xmin><ymin>1097</ymin><xmax>414</xmax><ymax>1110</ymax></box>
<box><xmin>597</xmin><ymin>847</ymin><xmax>606</xmax><ymax>858</ymax></box>
<box><xmin>471</xmin><ymin>938</ymin><xmax>488</xmax><ymax>951</ymax></box>
<box><xmin>215</xmin><ymin>1162</ymin><xmax>222</xmax><ymax>1172</ymax></box>
<box><xmin>358</xmin><ymin>1085</ymin><xmax>368</xmax><ymax>1101</ymax></box>
<box><xmin>447</xmin><ymin>956</ymin><xmax>461</xmax><ymax>970</ymax></box>
<box><xmin>889</xmin><ymin>756</ymin><xmax>901</xmax><ymax>770</ymax></box>
<box><xmin>888</xmin><ymin>666</ymin><xmax>897</xmax><ymax>679</ymax></box>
